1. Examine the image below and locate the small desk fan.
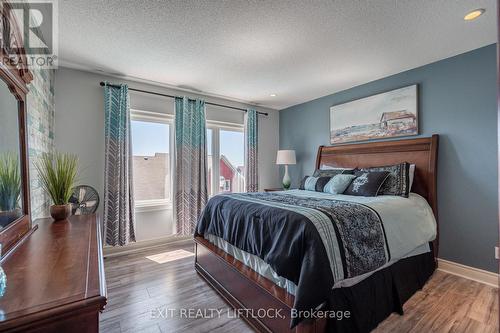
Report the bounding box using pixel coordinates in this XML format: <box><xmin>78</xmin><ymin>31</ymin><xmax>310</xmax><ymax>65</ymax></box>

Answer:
<box><xmin>69</xmin><ymin>185</ymin><xmax>100</xmax><ymax>215</ymax></box>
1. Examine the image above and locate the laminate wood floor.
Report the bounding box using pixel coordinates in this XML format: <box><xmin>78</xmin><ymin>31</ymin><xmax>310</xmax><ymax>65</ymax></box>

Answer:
<box><xmin>101</xmin><ymin>240</ymin><xmax>498</xmax><ymax>333</ymax></box>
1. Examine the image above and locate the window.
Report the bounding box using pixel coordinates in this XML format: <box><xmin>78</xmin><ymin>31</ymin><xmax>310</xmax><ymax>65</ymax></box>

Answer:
<box><xmin>131</xmin><ymin>110</ymin><xmax>174</xmax><ymax>209</ymax></box>
<box><xmin>207</xmin><ymin>121</ymin><xmax>245</xmax><ymax>196</ymax></box>
<box><xmin>131</xmin><ymin>115</ymin><xmax>244</xmax><ymax>205</ymax></box>
<box><xmin>219</xmin><ymin>129</ymin><xmax>245</xmax><ymax>193</ymax></box>
<box><xmin>207</xmin><ymin>128</ymin><xmax>214</xmax><ymax>197</ymax></box>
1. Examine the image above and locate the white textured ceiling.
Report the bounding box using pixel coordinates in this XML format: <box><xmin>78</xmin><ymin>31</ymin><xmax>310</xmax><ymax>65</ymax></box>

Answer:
<box><xmin>59</xmin><ymin>0</ymin><xmax>496</xmax><ymax>109</ymax></box>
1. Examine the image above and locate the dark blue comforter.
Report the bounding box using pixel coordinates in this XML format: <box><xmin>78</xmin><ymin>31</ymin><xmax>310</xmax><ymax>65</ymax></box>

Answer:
<box><xmin>195</xmin><ymin>192</ymin><xmax>390</xmax><ymax>327</ymax></box>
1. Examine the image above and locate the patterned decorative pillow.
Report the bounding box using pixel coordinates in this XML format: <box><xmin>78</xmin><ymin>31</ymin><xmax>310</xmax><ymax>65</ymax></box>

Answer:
<box><xmin>313</xmin><ymin>168</ymin><xmax>355</xmax><ymax>178</ymax></box>
<box><xmin>344</xmin><ymin>171</ymin><xmax>391</xmax><ymax>197</ymax></box>
<box><xmin>358</xmin><ymin>162</ymin><xmax>410</xmax><ymax>197</ymax></box>
<box><xmin>299</xmin><ymin>176</ymin><xmax>332</xmax><ymax>191</ymax></box>
<box><xmin>323</xmin><ymin>174</ymin><xmax>357</xmax><ymax>194</ymax></box>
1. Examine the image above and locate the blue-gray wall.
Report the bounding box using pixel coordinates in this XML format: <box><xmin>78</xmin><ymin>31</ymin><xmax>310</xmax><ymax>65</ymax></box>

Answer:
<box><xmin>279</xmin><ymin>44</ymin><xmax>498</xmax><ymax>272</ymax></box>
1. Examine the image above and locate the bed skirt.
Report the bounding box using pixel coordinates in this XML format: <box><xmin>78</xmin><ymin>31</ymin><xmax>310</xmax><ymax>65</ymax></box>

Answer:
<box><xmin>327</xmin><ymin>247</ymin><xmax>436</xmax><ymax>332</ymax></box>
<box><xmin>195</xmin><ymin>236</ymin><xmax>436</xmax><ymax>333</ymax></box>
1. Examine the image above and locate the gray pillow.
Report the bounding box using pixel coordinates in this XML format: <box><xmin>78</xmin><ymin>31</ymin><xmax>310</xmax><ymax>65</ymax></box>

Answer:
<box><xmin>304</xmin><ymin>176</ymin><xmax>318</xmax><ymax>191</ymax></box>
<box><xmin>323</xmin><ymin>174</ymin><xmax>357</xmax><ymax>194</ymax></box>
<box><xmin>313</xmin><ymin>168</ymin><xmax>355</xmax><ymax>178</ymax></box>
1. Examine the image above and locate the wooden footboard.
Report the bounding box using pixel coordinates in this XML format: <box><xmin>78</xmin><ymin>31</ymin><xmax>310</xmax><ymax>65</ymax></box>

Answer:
<box><xmin>194</xmin><ymin>236</ymin><xmax>326</xmax><ymax>333</ymax></box>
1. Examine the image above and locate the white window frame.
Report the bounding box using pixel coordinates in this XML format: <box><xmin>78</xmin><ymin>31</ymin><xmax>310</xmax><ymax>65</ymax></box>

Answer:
<box><xmin>206</xmin><ymin>120</ymin><xmax>244</xmax><ymax>196</ymax></box>
<box><xmin>131</xmin><ymin>109</ymin><xmax>174</xmax><ymax>211</ymax></box>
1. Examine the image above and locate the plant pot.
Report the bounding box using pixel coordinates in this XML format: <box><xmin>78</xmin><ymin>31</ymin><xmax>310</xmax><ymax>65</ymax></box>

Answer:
<box><xmin>50</xmin><ymin>204</ymin><xmax>72</xmax><ymax>221</ymax></box>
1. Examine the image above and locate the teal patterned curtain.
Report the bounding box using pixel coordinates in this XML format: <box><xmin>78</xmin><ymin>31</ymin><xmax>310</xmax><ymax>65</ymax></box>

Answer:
<box><xmin>244</xmin><ymin>109</ymin><xmax>258</xmax><ymax>192</ymax></box>
<box><xmin>174</xmin><ymin>97</ymin><xmax>208</xmax><ymax>235</ymax></box>
<box><xmin>103</xmin><ymin>82</ymin><xmax>136</xmax><ymax>246</ymax></box>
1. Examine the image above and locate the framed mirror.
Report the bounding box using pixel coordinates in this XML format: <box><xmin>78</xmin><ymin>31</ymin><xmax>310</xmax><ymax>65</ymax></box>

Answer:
<box><xmin>0</xmin><ymin>79</ymin><xmax>24</xmax><ymax>230</ymax></box>
<box><xmin>0</xmin><ymin>1</ymin><xmax>34</xmax><ymax>260</ymax></box>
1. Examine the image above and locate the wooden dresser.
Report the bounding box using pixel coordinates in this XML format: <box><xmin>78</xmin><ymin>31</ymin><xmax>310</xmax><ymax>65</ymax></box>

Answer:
<box><xmin>0</xmin><ymin>214</ymin><xmax>107</xmax><ymax>332</ymax></box>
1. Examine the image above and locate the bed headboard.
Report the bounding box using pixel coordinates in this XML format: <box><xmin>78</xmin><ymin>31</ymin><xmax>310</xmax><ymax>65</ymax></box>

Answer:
<box><xmin>316</xmin><ymin>135</ymin><xmax>439</xmax><ymax>255</ymax></box>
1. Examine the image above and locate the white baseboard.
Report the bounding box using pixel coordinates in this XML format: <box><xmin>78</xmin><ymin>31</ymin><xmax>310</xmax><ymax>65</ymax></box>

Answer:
<box><xmin>437</xmin><ymin>258</ymin><xmax>498</xmax><ymax>288</ymax></box>
<box><xmin>104</xmin><ymin>235</ymin><xmax>193</xmax><ymax>258</ymax></box>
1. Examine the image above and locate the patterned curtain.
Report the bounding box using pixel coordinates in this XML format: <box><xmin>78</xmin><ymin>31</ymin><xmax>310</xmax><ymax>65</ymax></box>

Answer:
<box><xmin>174</xmin><ymin>97</ymin><xmax>208</xmax><ymax>235</ymax></box>
<box><xmin>103</xmin><ymin>83</ymin><xmax>136</xmax><ymax>246</ymax></box>
<box><xmin>244</xmin><ymin>109</ymin><xmax>259</xmax><ymax>192</ymax></box>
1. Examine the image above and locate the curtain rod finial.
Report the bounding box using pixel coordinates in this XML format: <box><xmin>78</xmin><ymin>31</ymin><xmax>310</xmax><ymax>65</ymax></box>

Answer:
<box><xmin>99</xmin><ymin>81</ymin><xmax>105</xmax><ymax>86</ymax></box>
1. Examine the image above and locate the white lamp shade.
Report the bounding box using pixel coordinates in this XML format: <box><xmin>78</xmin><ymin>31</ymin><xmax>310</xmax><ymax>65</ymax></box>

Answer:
<box><xmin>276</xmin><ymin>150</ymin><xmax>296</xmax><ymax>165</ymax></box>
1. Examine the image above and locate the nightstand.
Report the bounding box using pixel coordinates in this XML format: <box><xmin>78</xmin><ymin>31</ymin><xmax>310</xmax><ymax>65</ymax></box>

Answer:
<box><xmin>264</xmin><ymin>188</ymin><xmax>285</xmax><ymax>192</ymax></box>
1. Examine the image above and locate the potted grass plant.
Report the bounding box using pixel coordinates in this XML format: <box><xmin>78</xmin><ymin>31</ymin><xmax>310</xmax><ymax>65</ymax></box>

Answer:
<box><xmin>0</xmin><ymin>153</ymin><xmax>22</xmax><ymax>226</ymax></box>
<box><xmin>35</xmin><ymin>152</ymin><xmax>79</xmax><ymax>221</ymax></box>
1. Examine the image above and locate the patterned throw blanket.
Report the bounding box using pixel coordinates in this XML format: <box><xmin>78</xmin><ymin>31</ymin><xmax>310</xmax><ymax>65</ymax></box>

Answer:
<box><xmin>195</xmin><ymin>192</ymin><xmax>390</xmax><ymax>327</ymax></box>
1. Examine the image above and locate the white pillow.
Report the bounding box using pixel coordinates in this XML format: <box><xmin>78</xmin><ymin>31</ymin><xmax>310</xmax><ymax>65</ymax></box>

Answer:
<box><xmin>409</xmin><ymin>164</ymin><xmax>416</xmax><ymax>191</ymax></box>
<box><xmin>320</xmin><ymin>165</ymin><xmax>355</xmax><ymax>172</ymax></box>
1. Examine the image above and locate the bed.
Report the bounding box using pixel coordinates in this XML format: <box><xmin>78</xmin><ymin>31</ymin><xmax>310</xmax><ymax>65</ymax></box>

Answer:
<box><xmin>194</xmin><ymin>135</ymin><xmax>439</xmax><ymax>333</ymax></box>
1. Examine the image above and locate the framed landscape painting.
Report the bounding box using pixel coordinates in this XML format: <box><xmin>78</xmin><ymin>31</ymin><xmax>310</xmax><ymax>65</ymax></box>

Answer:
<box><xmin>330</xmin><ymin>85</ymin><xmax>418</xmax><ymax>144</ymax></box>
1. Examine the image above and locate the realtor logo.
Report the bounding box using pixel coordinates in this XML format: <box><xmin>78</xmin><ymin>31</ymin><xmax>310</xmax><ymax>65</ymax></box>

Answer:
<box><xmin>1</xmin><ymin>0</ymin><xmax>58</xmax><ymax>68</ymax></box>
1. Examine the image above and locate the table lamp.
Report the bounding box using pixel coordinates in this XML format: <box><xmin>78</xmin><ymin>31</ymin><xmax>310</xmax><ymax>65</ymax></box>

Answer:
<box><xmin>276</xmin><ymin>150</ymin><xmax>296</xmax><ymax>190</ymax></box>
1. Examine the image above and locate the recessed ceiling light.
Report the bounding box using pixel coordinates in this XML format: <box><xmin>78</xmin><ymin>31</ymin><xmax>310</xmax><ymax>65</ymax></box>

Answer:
<box><xmin>464</xmin><ymin>9</ymin><xmax>485</xmax><ymax>21</ymax></box>
<box><xmin>270</xmin><ymin>93</ymin><xmax>277</xmax><ymax>97</ymax></box>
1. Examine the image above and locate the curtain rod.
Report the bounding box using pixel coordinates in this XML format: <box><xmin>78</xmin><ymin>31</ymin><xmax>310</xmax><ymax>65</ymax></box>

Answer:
<box><xmin>99</xmin><ymin>82</ymin><xmax>268</xmax><ymax>116</ymax></box>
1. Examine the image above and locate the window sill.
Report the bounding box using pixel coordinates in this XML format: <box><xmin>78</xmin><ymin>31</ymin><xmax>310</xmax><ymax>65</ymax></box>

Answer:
<box><xmin>135</xmin><ymin>200</ymin><xmax>172</xmax><ymax>212</ymax></box>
